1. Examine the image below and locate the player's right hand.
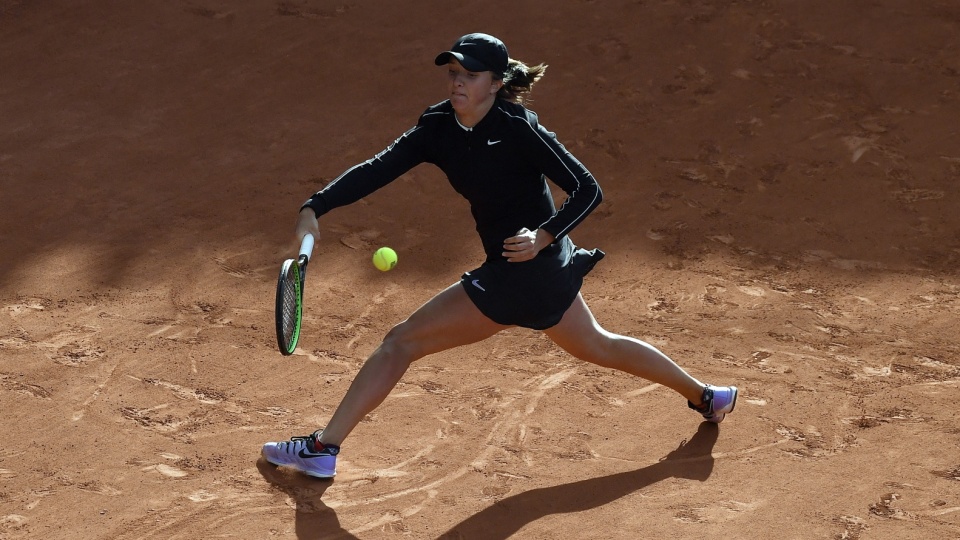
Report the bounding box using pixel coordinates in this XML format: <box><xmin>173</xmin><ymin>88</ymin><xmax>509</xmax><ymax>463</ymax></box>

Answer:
<box><xmin>296</xmin><ymin>207</ymin><xmax>320</xmax><ymax>244</ymax></box>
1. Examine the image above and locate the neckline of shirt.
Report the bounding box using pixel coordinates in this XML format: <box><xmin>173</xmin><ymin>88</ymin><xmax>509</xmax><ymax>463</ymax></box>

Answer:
<box><xmin>454</xmin><ymin>113</ymin><xmax>473</xmax><ymax>132</ymax></box>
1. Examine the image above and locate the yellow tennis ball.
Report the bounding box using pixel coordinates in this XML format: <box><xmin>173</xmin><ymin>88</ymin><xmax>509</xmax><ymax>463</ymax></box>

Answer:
<box><xmin>372</xmin><ymin>247</ymin><xmax>398</xmax><ymax>272</ymax></box>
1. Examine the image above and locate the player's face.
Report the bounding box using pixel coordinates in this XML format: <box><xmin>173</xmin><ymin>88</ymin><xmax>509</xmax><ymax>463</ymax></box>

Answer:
<box><xmin>445</xmin><ymin>60</ymin><xmax>501</xmax><ymax>115</ymax></box>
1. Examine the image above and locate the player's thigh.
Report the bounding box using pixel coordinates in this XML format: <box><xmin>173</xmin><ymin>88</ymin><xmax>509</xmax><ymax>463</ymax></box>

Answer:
<box><xmin>542</xmin><ymin>294</ymin><xmax>613</xmax><ymax>361</ymax></box>
<box><xmin>388</xmin><ymin>282</ymin><xmax>509</xmax><ymax>357</ymax></box>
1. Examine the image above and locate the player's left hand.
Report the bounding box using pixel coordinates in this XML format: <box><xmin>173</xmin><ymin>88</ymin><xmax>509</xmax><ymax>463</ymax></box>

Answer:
<box><xmin>503</xmin><ymin>227</ymin><xmax>554</xmax><ymax>262</ymax></box>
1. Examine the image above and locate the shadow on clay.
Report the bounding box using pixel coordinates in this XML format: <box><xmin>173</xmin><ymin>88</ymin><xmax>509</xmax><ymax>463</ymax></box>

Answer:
<box><xmin>255</xmin><ymin>422</ymin><xmax>718</xmax><ymax>540</ymax></box>
<box><xmin>257</xmin><ymin>458</ymin><xmax>358</xmax><ymax>540</ymax></box>
<box><xmin>439</xmin><ymin>422</ymin><xmax>720</xmax><ymax>539</ymax></box>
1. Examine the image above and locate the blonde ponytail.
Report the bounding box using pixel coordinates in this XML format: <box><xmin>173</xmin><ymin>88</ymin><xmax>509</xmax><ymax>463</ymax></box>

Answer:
<box><xmin>497</xmin><ymin>59</ymin><xmax>547</xmax><ymax>104</ymax></box>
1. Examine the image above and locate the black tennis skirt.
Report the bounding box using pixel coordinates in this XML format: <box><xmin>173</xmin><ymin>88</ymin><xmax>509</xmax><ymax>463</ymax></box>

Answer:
<box><xmin>460</xmin><ymin>236</ymin><xmax>604</xmax><ymax>330</ymax></box>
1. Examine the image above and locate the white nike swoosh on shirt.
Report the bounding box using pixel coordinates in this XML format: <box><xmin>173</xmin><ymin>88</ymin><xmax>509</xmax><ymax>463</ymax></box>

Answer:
<box><xmin>487</xmin><ymin>139</ymin><xmax>501</xmax><ymax>146</ymax></box>
<box><xmin>471</xmin><ymin>279</ymin><xmax>486</xmax><ymax>291</ymax></box>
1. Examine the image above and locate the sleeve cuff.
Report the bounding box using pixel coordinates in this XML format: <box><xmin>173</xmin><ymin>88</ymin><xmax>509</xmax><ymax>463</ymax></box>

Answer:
<box><xmin>300</xmin><ymin>196</ymin><xmax>329</xmax><ymax>218</ymax></box>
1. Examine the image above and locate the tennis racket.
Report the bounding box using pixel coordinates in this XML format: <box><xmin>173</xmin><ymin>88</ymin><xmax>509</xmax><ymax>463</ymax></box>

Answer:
<box><xmin>275</xmin><ymin>234</ymin><xmax>315</xmax><ymax>355</ymax></box>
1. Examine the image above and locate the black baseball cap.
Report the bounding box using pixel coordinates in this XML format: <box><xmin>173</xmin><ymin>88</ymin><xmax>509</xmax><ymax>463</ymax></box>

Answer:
<box><xmin>434</xmin><ymin>33</ymin><xmax>509</xmax><ymax>78</ymax></box>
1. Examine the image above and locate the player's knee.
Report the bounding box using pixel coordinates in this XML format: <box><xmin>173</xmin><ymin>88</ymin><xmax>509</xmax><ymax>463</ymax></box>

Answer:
<box><xmin>379</xmin><ymin>322</ymin><xmax>423</xmax><ymax>362</ymax></box>
<box><xmin>574</xmin><ymin>333</ymin><xmax>624</xmax><ymax>369</ymax></box>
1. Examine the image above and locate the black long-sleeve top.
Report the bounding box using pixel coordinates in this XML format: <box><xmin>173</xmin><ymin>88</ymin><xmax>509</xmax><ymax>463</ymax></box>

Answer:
<box><xmin>302</xmin><ymin>99</ymin><xmax>602</xmax><ymax>262</ymax></box>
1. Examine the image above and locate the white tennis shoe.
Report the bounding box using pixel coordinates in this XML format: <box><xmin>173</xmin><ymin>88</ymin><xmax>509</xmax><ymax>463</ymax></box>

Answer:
<box><xmin>689</xmin><ymin>385</ymin><xmax>738</xmax><ymax>423</ymax></box>
<box><xmin>261</xmin><ymin>430</ymin><xmax>338</xmax><ymax>478</ymax></box>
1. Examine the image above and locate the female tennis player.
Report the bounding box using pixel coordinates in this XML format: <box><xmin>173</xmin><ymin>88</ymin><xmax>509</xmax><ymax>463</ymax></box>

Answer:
<box><xmin>262</xmin><ymin>33</ymin><xmax>737</xmax><ymax>478</ymax></box>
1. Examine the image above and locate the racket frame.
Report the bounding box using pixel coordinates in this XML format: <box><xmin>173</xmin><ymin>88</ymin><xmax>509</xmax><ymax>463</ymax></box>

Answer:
<box><xmin>275</xmin><ymin>234</ymin><xmax>314</xmax><ymax>355</ymax></box>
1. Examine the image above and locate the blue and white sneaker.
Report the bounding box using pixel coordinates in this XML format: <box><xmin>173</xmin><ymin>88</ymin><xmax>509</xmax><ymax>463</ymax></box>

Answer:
<box><xmin>689</xmin><ymin>385</ymin><xmax>738</xmax><ymax>423</ymax></box>
<box><xmin>261</xmin><ymin>430</ymin><xmax>339</xmax><ymax>478</ymax></box>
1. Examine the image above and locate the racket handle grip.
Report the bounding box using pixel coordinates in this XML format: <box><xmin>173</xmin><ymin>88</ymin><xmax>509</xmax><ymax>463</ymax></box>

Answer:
<box><xmin>299</xmin><ymin>234</ymin><xmax>315</xmax><ymax>260</ymax></box>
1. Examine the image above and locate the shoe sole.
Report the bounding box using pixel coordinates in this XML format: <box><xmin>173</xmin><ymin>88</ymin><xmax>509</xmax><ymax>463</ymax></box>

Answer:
<box><xmin>302</xmin><ymin>469</ymin><xmax>336</xmax><ymax>479</ymax></box>
<box><xmin>263</xmin><ymin>452</ymin><xmax>336</xmax><ymax>479</ymax></box>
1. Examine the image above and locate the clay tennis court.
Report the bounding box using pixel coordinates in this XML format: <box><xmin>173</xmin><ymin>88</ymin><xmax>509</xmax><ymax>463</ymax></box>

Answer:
<box><xmin>2</xmin><ymin>1</ymin><xmax>959</xmax><ymax>538</ymax></box>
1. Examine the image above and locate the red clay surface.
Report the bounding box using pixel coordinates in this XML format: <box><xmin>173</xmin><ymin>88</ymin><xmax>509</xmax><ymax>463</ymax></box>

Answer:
<box><xmin>2</xmin><ymin>1</ymin><xmax>959</xmax><ymax>538</ymax></box>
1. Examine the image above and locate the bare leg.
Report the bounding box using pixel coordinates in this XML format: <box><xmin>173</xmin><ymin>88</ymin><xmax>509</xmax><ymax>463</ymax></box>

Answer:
<box><xmin>318</xmin><ymin>283</ymin><xmax>508</xmax><ymax>446</ymax></box>
<box><xmin>542</xmin><ymin>294</ymin><xmax>706</xmax><ymax>405</ymax></box>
